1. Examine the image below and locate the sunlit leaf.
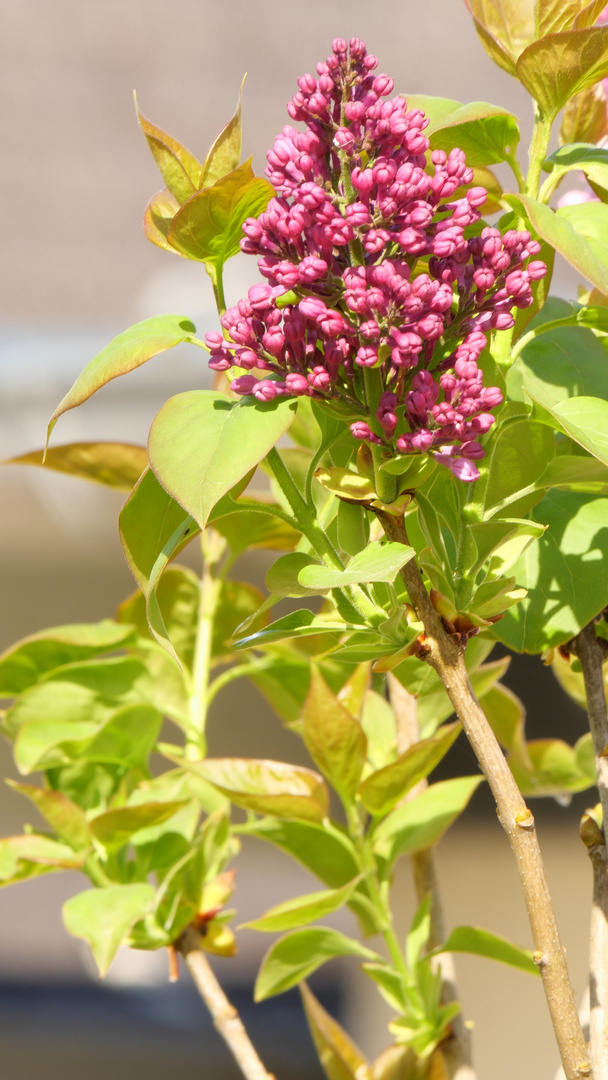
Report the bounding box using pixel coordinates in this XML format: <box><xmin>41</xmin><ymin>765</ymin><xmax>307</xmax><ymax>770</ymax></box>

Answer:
<box><xmin>143</xmin><ymin>187</ymin><xmax>182</xmax><ymax>254</ymax></box>
<box><xmin>168</xmin><ymin>160</ymin><xmax>274</xmax><ymax>270</ymax></box>
<box><xmin>0</xmin><ymin>621</ymin><xmax>135</xmax><ymax>697</ymax></box>
<box><xmin>560</xmin><ymin>82</ymin><xmax>608</xmax><ymax>145</ymax></box>
<box><xmin>463</xmin><ymin>0</ymin><xmax>535</xmax><ymax>65</ymax></box>
<box><xmin>543</xmin><ymin>143</ymin><xmax>608</xmax><ymax>201</ymax></box>
<box><xmin>5</xmin><ymin>443</ymin><xmax>148</xmax><ymax>492</ymax></box>
<box><xmin>179</xmin><ymin>757</ymin><xmax>329</xmax><ymax>822</ymax></box>
<box><xmin>6</xmin><ymin>782</ymin><xmax>90</xmax><ymax>850</ymax></box>
<box><xmin>537</xmin><ymin>0</ymin><xmax>607</xmax><ymax>37</ymax></box>
<box><xmin>302</xmin><ymin>668</ymin><xmax>368</xmax><ymax>800</ymax></box>
<box><xmin>300</xmin><ymin>982</ymin><xmax>371</xmax><ymax>1080</ymax></box>
<box><xmin>241</xmin><ymin>877</ymin><xmax>362</xmax><ymax>933</ymax></box>
<box><xmin>63</xmin><ymin>883</ymin><xmax>155</xmax><ymax>976</ymax></box>
<box><xmin>299</xmin><ymin>542</ymin><xmax>415</xmax><ymax>591</ymax></box>
<box><xmin>427</xmin><ymin>102</ymin><xmax>520</xmax><ymax>167</ymax></box>
<box><xmin>90</xmin><ymin>801</ymin><xmax>186</xmax><ymax>851</ymax></box>
<box><xmin>516</xmin><ymin>27</ymin><xmax>608</xmax><ymax>117</ymax></box>
<box><xmin>372</xmin><ymin>777</ymin><xmax>485</xmax><ymax>866</ymax></box>
<box><xmin>433</xmin><ymin>925</ymin><xmax>538</xmax><ymax>976</ymax></box>
<box><xmin>254</xmin><ymin>927</ymin><xmax>380</xmax><ymax>1000</ymax></box>
<box><xmin>47</xmin><ymin>316</ymin><xmax>199</xmax><ymax>444</ymax></box>
<box><xmin>233</xmin><ymin>609</ymin><xmax>355</xmax><ymax>651</ymax></box>
<box><xmin>135</xmin><ymin>96</ymin><xmax>201</xmax><ymax>202</ymax></box>
<box><xmin>199</xmin><ymin>78</ymin><xmax>245</xmax><ymax>188</ymax></box>
<box><xmin>0</xmin><ymin>834</ymin><xmax>87</xmax><ymax>885</ymax></box>
<box><xmin>358</xmin><ymin>723</ymin><xmax>462</xmax><ymax>817</ymax></box>
<box><xmin>148</xmin><ymin>390</ymin><xmax>296</xmax><ymax>529</ymax></box>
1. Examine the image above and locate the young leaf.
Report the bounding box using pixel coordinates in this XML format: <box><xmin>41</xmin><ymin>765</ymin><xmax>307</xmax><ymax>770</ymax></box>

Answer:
<box><xmin>135</xmin><ymin>97</ymin><xmax>201</xmax><ymax>202</ymax></box>
<box><xmin>548</xmin><ymin>397</ymin><xmax>608</xmax><ymax>467</ymax></box>
<box><xmin>213</xmin><ymin>507</ymin><xmax>300</xmax><ymax>556</ymax></box>
<box><xmin>516</xmin><ymin>27</ymin><xmax>608</xmax><ymax>118</ymax></box>
<box><xmin>167</xmin><ymin>160</ymin><xmax>274</xmax><ymax>271</ymax></box>
<box><xmin>358</xmin><ymin>723</ymin><xmax>462</xmax><ymax>817</ymax></box>
<box><xmin>536</xmin><ymin>0</ymin><xmax>607</xmax><ymax>37</ymax></box>
<box><xmin>463</xmin><ymin>0</ymin><xmax>535</xmax><ymax>67</ymax></box>
<box><xmin>560</xmin><ymin>82</ymin><xmax>608</xmax><ymax>145</ymax></box>
<box><xmin>543</xmin><ymin>143</ymin><xmax>608</xmax><ymax>199</ymax></box>
<box><xmin>298</xmin><ymin>541</ymin><xmax>415</xmax><ymax>591</ymax></box>
<box><xmin>427</xmin><ymin>102</ymin><xmax>520</xmax><ymax>167</ymax></box>
<box><xmin>495</xmin><ymin>490</ymin><xmax>608</xmax><ymax>651</ymax></box>
<box><xmin>148</xmin><ymin>391</ymin><xmax>296</xmax><ymax>530</ymax></box>
<box><xmin>510</xmin><ymin>735</ymin><xmax>596</xmax><ymax>797</ymax></box>
<box><xmin>90</xmin><ymin>801</ymin><xmax>187</xmax><ymax>852</ymax></box>
<box><xmin>180</xmin><ymin>757</ymin><xmax>329</xmax><ymax>822</ymax></box>
<box><xmin>0</xmin><ymin>621</ymin><xmax>135</xmax><ymax>697</ymax></box>
<box><xmin>302</xmin><ymin>668</ymin><xmax>368</xmax><ymax>800</ymax></box>
<box><xmin>337</xmin><ymin>500</ymin><xmax>370</xmax><ymax>558</ymax></box>
<box><xmin>372</xmin><ymin>777</ymin><xmax>485</xmax><ymax>866</ymax></box>
<box><xmin>361</xmin><ymin>964</ymin><xmax>408</xmax><ymax>1013</ymax></box>
<box><xmin>517</xmin><ymin>321</ymin><xmax>608</xmax><ymax>415</ymax></box>
<box><xmin>482</xmin><ymin>420</ymin><xmax>555</xmax><ymax>517</ymax></box>
<box><xmin>433</xmin><ymin>925</ymin><xmax>539</xmax><ymax>977</ymax></box>
<box><xmin>199</xmin><ymin>77</ymin><xmax>245</xmax><ymax>189</ymax></box>
<box><xmin>232</xmin><ymin>609</ymin><xmax>354</xmax><ymax>651</ymax></box>
<box><xmin>266</xmin><ymin>552</ymin><xmax>326</xmax><ymax>598</ymax></box>
<box><xmin>5</xmin><ymin>443</ymin><xmax>148</xmax><ymax>492</ymax></box>
<box><xmin>143</xmin><ymin>187</ymin><xmax>182</xmax><ymax>253</ymax></box>
<box><xmin>240</xmin><ymin>877</ymin><xmax>362</xmax><ymax>933</ymax></box>
<box><xmin>6</xmin><ymin>782</ymin><xmax>90</xmax><ymax>851</ymax></box>
<box><xmin>47</xmin><ymin>316</ymin><xmax>199</xmax><ymax>445</ymax></box>
<box><xmin>539</xmin><ymin>454</ymin><xmax>608</xmax><ymax>493</ymax></box>
<box><xmin>0</xmin><ymin>834</ymin><xmax>87</xmax><ymax>884</ymax></box>
<box><xmin>300</xmin><ymin>982</ymin><xmax>371</xmax><ymax>1080</ymax></box>
<box><xmin>254</xmin><ymin>927</ymin><xmax>381</xmax><ymax>1000</ymax></box>
<box><xmin>63</xmin><ymin>883</ymin><xmax>155</xmax><ymax>976</ymax></box>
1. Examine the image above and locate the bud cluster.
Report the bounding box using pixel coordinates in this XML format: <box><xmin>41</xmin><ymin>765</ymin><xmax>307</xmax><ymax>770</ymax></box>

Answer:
<box><xmin>206</xmin><ymin>38</ymin><xmax>546</xmax><ymax>481</ymax></box>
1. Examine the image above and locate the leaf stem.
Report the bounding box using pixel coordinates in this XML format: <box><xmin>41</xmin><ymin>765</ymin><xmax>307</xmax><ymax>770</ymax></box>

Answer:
<box><xmin>186</xmin><ymin>530</ymin><xmax>224</xmax><ymax>759</ymax></box>
<box><xmin>207</xmin><ymin>263</ymin><xmax>228</xmax><ymax>318</ymax></box>
<box><xmin>571</xmin><ymin>621</ymin><xmax>608</xmax><ymax>1080</ymax></box>
<box><xmin>526</xmin><ymin>106</ymin><xmax>555</xmax><ymax>199</ymax></box>
<box><xmin>388</xmin><ymin>674</ymin><xmax>475</xmax><ymax>1080</ymax></box>
<box><xmin>177</xmin><ymin>928</ymin><xmax>277</xmax><ymax>1080</ymax></box>
<box><xmin>207</xmin><ymin>658</ymin><xmax>274</xmax><ymax>707</ymax></box>
<box><xmin>377</xmin><ymin>510</ymin><xmax>591</xmax><ymax>1080</ymax></box>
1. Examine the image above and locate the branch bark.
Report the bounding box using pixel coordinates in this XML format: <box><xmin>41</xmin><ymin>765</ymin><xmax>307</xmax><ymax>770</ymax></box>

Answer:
<box><xmin>177</xmin><ymin>929</ymin><xmax>277</xmax><ymax>1080</ymax></box>
<box><xmin>388</xmin><ymin>675</ymin><xmax>475</xmax><ymax>1080</ymax></box>
<box><xmin>571</xmin><ymin>623</ymin><xmax>608</xmax><ymax>1080</ymax></box>
<box><xmin>378</xmin><ymin>511</ymin><xmax>591</xmax><ymax>1080</ymax></box>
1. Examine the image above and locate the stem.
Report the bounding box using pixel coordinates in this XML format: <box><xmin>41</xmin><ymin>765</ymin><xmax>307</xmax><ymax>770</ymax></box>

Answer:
<box><xmin>207</xmin><ymin>263</ymin><xmax>227</xmax><ymax>317</ymax></box>
<box><xmin>377</xmin><ymin>510</ymin><xmax>591</xmax><ymax>1080</ymax></box>
<box><xmin>207</xmin><ymin>659</ymin><xmax>274</xmax><ymax>707</ymax></box>
<box><xmin>177</xmin><ymin>928</ymin><xmax>276</xmax><ymax>1080</ymax></box>
<box><xmin>526</xmin><ymin>105</ymin><xmax>555</xmax><ymax>199</ymax></box>
<box><xmin>186</xmin><ymin>531</ymin><xmax>224</xmax><ymax>760</ymax></box>
<box><xmin>571</xmin><ymin>623</ymin><xmax>608</xmax><ymax>1080</ymax></box>
<box><xmin>388</xmin><ymin>675</ymin><xmax>474</xmax><ymax>1080</ymax></box>
<box><xmin>506</xmin><ymin>154</ymin><xmax>527</xmax><ymax>195</ymax></box>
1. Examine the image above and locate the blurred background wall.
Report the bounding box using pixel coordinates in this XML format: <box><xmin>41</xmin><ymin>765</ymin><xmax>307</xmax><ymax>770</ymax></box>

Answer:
<box><xmin>0</xmin><ymin>1</ymin><xmax>592</xmax><ymax>1077</ymax></box>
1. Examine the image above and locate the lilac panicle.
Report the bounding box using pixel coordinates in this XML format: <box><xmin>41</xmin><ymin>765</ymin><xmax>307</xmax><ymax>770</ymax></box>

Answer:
<box><xmin>207</xmin><ymin>39</ymin><xmax>546</xmax><ymax>482</ymax></box>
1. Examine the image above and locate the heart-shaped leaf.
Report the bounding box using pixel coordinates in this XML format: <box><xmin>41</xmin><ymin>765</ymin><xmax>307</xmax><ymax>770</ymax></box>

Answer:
<box><xmin>63</xmin><ymin>884</ymin><xmax>155</xmax><ymax>976</ymax></box>
<box><xmin>507</xmin><ymin>194</ymin><xmax>608</xmax><ymax>298</ymax></box>
<box><xmin>427</xmin><ymin>102</ymin><xmax>520</xmax><ymax>167</ymax></box>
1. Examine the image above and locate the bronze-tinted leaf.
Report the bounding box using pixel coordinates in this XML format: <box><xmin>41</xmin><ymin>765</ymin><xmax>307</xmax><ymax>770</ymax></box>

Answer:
<box><xmin>143</xmin><ymin>187</ymin><xmax>182</xmax><ymax>254</ymax></box>
<box><xmin>135</xmin><ymin>96</ymin><xmax>201</xmax><ymax>203</ymax></box>
<box><xmin>302</xmin><ymin>668</ymin><xmax>368</xmax><ymax>800</ymax></box>
<box><xmin>464</xmin><ymin>0</ymin><xmax>535</xmax><ymax>67</ymax></box>
<box><xmin>199</xmin><ymin>77</ymin><xmax>245</xmax><ymax>188</ymax></box>
<box><xmin>300</xmin><ymin>983</ymin><xmax>370</xmax><ymax>1080</ymax></box>
<box><xmin>7</xmin><ymin>442</ymin><xmax>148</xmax><ymax>492</ymax></box>
<box><xmin>559</xmin><ymin>82</ymin><xmax>608</xmax><ymax>146</ymax></box>
<box><xmin>181</xmin><ymin>757</ymin><xmax>330</xmax><ymax>822</ymax></box>
<box><xmin>516</xmin><ymin>27</ymin><xmax>608</xmax><ymax>117</ymax></box>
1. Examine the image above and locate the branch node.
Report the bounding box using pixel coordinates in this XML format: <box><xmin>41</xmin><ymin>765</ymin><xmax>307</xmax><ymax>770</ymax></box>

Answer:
<box><xmin>576</xmin><ymin>1061</ymin><xmax>592</xmax><ymax>1078</ymax></box>
<box><xmin>515</xmin><ymin>811</ymin><xmax>535</xmax><ymax>831</ymax></box>
<box><xmin>533</xmin><ymin>950</ymin><xmax>548</xmax><ymax>968</ymax></box>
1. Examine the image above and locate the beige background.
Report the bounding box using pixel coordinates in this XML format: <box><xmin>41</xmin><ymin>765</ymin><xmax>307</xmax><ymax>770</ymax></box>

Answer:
<box><xmin>0</xmin><ymin>2</ymin><xmax>592</xmax><ymax>1078</ymax></box>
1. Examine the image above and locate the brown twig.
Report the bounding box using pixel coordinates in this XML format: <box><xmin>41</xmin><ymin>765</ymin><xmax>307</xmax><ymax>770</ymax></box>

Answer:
<box><xmin>378</xmin><ymin>511</ymin><xmax>591</xmax><ymax>1080</ymax></box>
<box><xmin>388</xmin><ymin>675</ymin><xmax>475</xmax><ymax>1080</ymax></box>
<box><xmin>177</xmin><ymin>929</ymin><xmax>277</xmax><ymax>1080</ymax></box>
<box><xmin>572</xmin><ymin>623</ymin><xmax>608</xmax><ymax>1080</ymax></box>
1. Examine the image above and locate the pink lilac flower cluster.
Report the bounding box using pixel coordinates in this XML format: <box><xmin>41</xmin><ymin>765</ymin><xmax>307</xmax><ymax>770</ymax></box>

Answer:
<box><xmin>205</xmin><ymin>38</ymin><xmax>546</xmax><ymax>482</ymax></box>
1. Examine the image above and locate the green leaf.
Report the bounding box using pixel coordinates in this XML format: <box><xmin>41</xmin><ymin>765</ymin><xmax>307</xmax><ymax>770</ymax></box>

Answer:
<box><xmin>148</xmin><ymin>391</ymin><xmax>296</xmax><ymax>530</ymax></box>
<box><xmin>199</xmin><ymin>77</ymin><xmax>244</xmax><ymax>188</ymax></box>
<box><xmin>180</xmin><ymin>758</ymin><xmax>329</xmax><ymax>822</ymax></box>
<box><xmin>495</xmin><ymin>490</ymin><xmax>608</xmax><ymax>651</ymax></box>
<box><xmin>63</xmin><ymin>883</ymin><xmax>155</xmax><ymax>976</ymax></box>
<box><xmin>135</xmin><ymin>96</ymin><xmax>201</xmax><ymax>202</ymax></box>
<box><xmin>167</xmin><ymin>160</ymin><xmax>274</xmax><ymax>270</ymax></box>
<box><xmin>239</xmin><ymin>817</ymin><xmax>360</xmax><ymax>889</ymax></box>
<box><xmin>0</xmin><ymin>834</ymin><xmax>87</xmax><ymax>885</ymax></box>
<box><xmin>7</xmin><ymin>655</ymin><xmax>152</xmax><ymax>739</ymax></box>
<box><xmin>254</xmin><ymin>927</ymin><xmax>381</xmax><ymax>1001</ymax></box>
<box><xmin>0</xmin><ymin>621</ymin><xmax>135</xmax><ymax>696</ymax></box>
<box><xmin>360</xmin><ymin>689</ymin><xmax>397</xmax><ymax>771</ymax></box>
<box><xmin>358</xmin><ymin>723</ymin><xmax>462</xmax><ymax>817</ymax></box>
<box><xmin>213</xmin><ymin>580</ymin><xmax>267</xmax><ymax>660</ymax></box>
<box><xmin>549</xmin><ymin>397</ymin><xmax>608</xmax><ymax>467</ymax></box>
<box><xmin>434</xmin><ymin>925</ymin><xmax>539</xmax><ymax>977</ymax></box>
<box><xmin>5</xmin><ymin>443</ymin><xmax>148</xmax><ymax>492</ymax></box>
<box><xmin>72</xmin><ymin>703</ymin><xmax>162</xmax><ymax>769</ymax></box>
<box><xmin>510</xmin><ymin>735</ymin><xmax>596</xmax><ymax>796</ymax></box>
<box><xmin>299</xmin><ymin>542</ymin><xmax>415</xmax><ymax>591</ymax></box>
<box><xmin>119</xmin><ymin>468</ymin><xmax>198</xmax><ymax>595</ymax></box>
<box><xmin>6</xmin><ymin>782</ymin><xmax>90</xmax><ymax>850</ymax></box>
<box><xmin>213</xmin><ymin>507</ymin><xmax>300</xmax><ymax>556</ymax></box>
<box><xmin>47</xmin><ymin>316</ymin><xmax>199</xmax><ymax>444</ymax></box>
<box><xmin>516</xmin><ymin>27</ymin><xmax>608</xmax><ymax>117</ymax></box>
<box><xmin>302</xmin><ymin>668</ymin><xmax>368</xmax><ymax>801</ymax></box>
<box><xmin>404</xmin><ymin>94</ymin><xmax>463</xmax><ymax>130</ymax></box>
<box><xmin>482</xmin><ymin>420</ymin><xmax>555</xmax><ymax>517</ymax></box>
<box><xmin>372</xmin><ymin>777</ymin><xmax>485</xmax><ymax>866</ymax></box>
<box><xmin>560</xmin><ymin>82</ymin><xmax>608</xmax><ymax>146</ymax></box>
<box><xmin>538</xmin><ymin>454</ymin><xmax>608</xmax><ymax>493</ymax></box>
<box><xmin>90</xmin><ymin>801</ymin><xmax>186</xmax><ymax>852</ymax></box>
<box><xmin>241</xmin><ymin>877</ymin><xmax>362</xmax><ymax>933</ymax></box>
<box><xmin>518</xmin><ymin>321</ymin><xmax>608</xmax><ymax>411</ymax></box>
<box><xmin>233</xmin><ymin>609</ymin><xmax>355</xmax><ymax>651</ymax></box>
<box><xmin>300</xmin><ymin>983</ymin><xmax>371</xmax><ymax>1080</ymax></box>
<box><xmin>266</xmin><ymin>552</ymin><xmax>326</xmax><ymax>598</ymax></box>
<box><xmin>427</xmin><ymin>102</ymin><xmax>520</xmax><ymax>167</ymax></box>
<box><xmin>543</xmin><ymin>143</ymin><xmax>608</xmax><ymax>200</ymax></box>
<box><xmin>509</xmin><ymin>195</ymin><xmax>608</xmax><ymax>297</ymax></box>
<box><xmin>337</xmin><ymin>500</ymin><xmax>370</xmax><ymax>558</ymax></box>
<box><xmin>361</xmin><ymin>964</ymin><xmax>408</xmax><ymax>1014</ymax></box>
